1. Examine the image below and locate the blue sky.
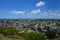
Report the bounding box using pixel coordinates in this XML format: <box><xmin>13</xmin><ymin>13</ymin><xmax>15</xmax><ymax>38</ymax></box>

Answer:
<box><xmin>0</xmin><ymin>0</ymin><xmax>60</xmax><ymax>19</ymax></box>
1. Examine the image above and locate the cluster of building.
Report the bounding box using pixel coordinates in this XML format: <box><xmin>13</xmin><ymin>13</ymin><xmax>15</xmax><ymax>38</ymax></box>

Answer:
<box><xmin>0</xmin><ymin>19</ymin><xmax>60</xmax><ymax>33</ymax></box>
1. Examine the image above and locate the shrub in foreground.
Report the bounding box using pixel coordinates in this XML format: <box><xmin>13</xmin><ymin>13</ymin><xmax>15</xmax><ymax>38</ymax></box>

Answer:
<box><xmin>18</xmin><ymin>32</ymin><xmax>46</xmax><ymax>40</ymax></box>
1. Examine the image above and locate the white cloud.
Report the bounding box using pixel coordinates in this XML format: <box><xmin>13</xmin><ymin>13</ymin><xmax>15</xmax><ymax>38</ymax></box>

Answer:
<box><xmin>30</xmin><ymin>9</ymin><xmax>41</xmax><ymax>14</ymax></box>
<box><xmin>9</xmin><ymin>10</ymin><xmax>25</xmax><ymax>14</ymax></box>
<box><xmin>36</xmin><ymin>1</ymin><xmax>45</xmax><ymax>7</ymax></box>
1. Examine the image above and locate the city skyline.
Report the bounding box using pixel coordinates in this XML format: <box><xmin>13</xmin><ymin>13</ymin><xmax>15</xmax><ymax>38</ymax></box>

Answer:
<box><xmin>0</xmin><ymin>0</ymin><xmax>60</xmax><ymax>19</ymax></box>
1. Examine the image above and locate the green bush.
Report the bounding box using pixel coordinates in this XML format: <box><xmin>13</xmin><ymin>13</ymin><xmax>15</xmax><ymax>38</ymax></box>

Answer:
<box><xmin>2</xmin><ymin>27</ymin><xmax>19</xmax><ymax>36</ymax></box>
<box><xmin>57</xmin><ymin>31</ymin><xmax>60</xmax><ymax>37</ymax></box>
<box><xmin>45</xmin><ymin>30</ymin><xmax>56</xmax><ymax>39</ymax></box>
<box><xmin>18</xmin><ymin>32</ymin><xmax>46</xmax><ymax>40</ymax></box>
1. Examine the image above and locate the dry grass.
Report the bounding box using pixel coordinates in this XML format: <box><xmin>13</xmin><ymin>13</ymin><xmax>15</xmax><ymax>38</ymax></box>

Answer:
<box><xmin>0</xmin><ymin>34</ymin><xmax>24</xmax><ymax>40</ymax></box>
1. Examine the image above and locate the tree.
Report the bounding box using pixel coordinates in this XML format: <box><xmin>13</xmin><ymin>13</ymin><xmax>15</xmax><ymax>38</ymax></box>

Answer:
<box><xmin>2</xmin><ymin>27</ymin><xmax>19</xmax><ymax>36</ymax></box>
<box><xmin>45</xmin><ymin>30</ymin><xmax>56</xmax><ymax>39</ymax></box>
<box><xmin>37</xmin><ymin>27</ymin><xmax>42</xmax><ymax>32</ymax></box>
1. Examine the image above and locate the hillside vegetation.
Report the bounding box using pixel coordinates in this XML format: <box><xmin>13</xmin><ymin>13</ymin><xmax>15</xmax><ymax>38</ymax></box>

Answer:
<box><xmin>0</xmin><ymin>27</ymin><xmax>46</xmax><ymax>40</ymax></box>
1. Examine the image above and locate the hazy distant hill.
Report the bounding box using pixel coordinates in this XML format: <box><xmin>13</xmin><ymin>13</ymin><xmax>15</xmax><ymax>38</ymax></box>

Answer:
<box><xmin>0</xmin><ymin>19</ymin><xmax>60</xmax><ymax>21</ymax></box>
